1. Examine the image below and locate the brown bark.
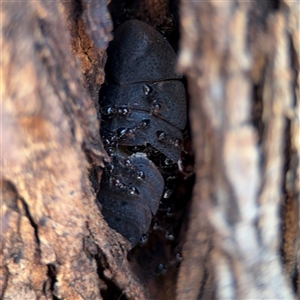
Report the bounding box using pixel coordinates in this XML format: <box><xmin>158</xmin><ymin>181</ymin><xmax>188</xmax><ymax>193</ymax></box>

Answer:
<box><xmin>1</xmin><ymin>0</ymin><xmax>299</xmax><ymax>299</ymax></box>
<box><xmin>1</xmin><ymin>1</ymin><xmax>148</xmax><ymax>299</ymax></box>
<box><xmin>177</xmin><ymin>0</ymin><xmax>299</xmax><ymax>299</ymax></box>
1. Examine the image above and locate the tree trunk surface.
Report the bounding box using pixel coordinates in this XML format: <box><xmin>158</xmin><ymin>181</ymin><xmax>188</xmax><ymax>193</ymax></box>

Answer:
<box><xmin>1</xmin><ymin>0</ymin><xmax>299</xmax><ymax>300</ymax></box>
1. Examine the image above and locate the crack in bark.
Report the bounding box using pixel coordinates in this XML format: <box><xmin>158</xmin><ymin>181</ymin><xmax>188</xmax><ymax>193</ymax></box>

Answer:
<box><xmin>20</xmin><ymin>197</ymin><xmax>40</xmax><ymax>247</ymax></box>
<box><xmin>0</xmin><ymin>266</ymin><xmax>9</xmax><ymax>299</ymax></box>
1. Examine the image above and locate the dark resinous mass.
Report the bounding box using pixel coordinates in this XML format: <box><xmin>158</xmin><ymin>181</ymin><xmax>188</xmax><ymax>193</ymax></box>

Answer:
<box><xmin>98</xmin><ymin>20</ymin><xmax>186</xmax><ymax>247</ymax></box>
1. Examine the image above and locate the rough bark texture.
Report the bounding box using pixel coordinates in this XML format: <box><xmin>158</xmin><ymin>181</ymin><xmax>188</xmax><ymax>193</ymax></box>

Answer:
<box><xmin>1</xmin><ymin>0</ymin><xmax>299</xmax><ymax>299</ymax></box>
<box><xmin>1</xmin><ymin>1</ymin><xmax>149</xmax><ymax>299</ymax></box>
<box><xmin>177</xmin><ymin>0</ymin><xmax>299</xmax><ymax>299</ymax></box>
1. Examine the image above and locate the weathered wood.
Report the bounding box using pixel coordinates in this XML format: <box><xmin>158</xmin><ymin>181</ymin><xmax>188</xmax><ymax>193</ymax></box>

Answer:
<box><xmin>1</xmin><ymin>1</ymin><xmax>149</xmax><ymax>299</ymax></box>
<box><xmin>177</xmin><ymin>0</ymin><xmax>299</xmax><ymax>299</ymax></box>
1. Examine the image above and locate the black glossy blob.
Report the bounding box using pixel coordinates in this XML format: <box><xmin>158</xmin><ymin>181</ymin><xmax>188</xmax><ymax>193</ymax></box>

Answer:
<box><xmin>101</xmin><ymin>19</ymin><xmax>186</xmax><ymax>163</ymax></box>
<box><xmin>98</xmin><ymin>153</ymin><xmax>164</xmax><ymax>246</ymax></box>
<box><xmin>99</xmin><ymin>20</ymin><xmax>187</xmax><ymax>247</ymax></box>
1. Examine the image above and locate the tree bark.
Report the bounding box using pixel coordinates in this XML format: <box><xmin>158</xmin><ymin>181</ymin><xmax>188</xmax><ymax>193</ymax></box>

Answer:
<box><xmin>177</xmin><ymin>1</ymin><xmax>299</xmax><ymax>299</ymax></box>
<box><xmin>1</xmin><ymin>1</ymin><xmax>149</xmax><ymax>299</ymax></box>
<box><xmin>1</xmin><ymin>0</ymin><xmax>299</xmax><ymax>299</ymax></box>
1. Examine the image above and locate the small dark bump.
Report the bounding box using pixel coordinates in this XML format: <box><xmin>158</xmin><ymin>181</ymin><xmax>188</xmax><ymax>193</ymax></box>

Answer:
<box><xmin>40</xmin><ymin>217</ymin><xmax>47</xmax><ymax>226</ymax></box>
<box><xmin>136</xmin><ymin>170</ymin><xmax>145</xmax><ymax>180</ymax></box>
<box><xmin>176</xmin><ymin>253</ymin><xmax>183</xmax><ymax>262</ymax></box>
<box><xmin>166</xmin><ymin>207</ymin><xmax>174</xmax><ymax>217</ymax></box>
<box><xmin>152</xmin><ymin>149</ymin><xmax>159</xmax><ymax>155</ymax></box>
<box><xmin>139</xmin><ymin>233</ymin><xmax>148</xmax><ymax>245</ymax></box>
<box><xmin>140</xmin><ymin>119</ymin><xmax>150</xmax><ymax>128</ymax></box>
<box><xmin>117</xmin><ymin>127</ymin><xmax>127</xmax><ymax>137</ymax></box>
<box><xmin>111</xmin><ymin>177</ymin><xmax>121</xmax><ymax>187</ymax></box>
<box><xmin>102</xmin><ymin>106</ymin><xmax>113</xmax><ymax>115</ymax></box>
<box><xmin>124</xmin><ymin>128</ymin><xmax>134</xmax><ymax>137</ymax></box>
<box><xmin>155</xmin><ymin>263</ymin><xmax>167</xmax><ymax>275</ymax></box>
<box><xmin>156</xmin><ymin>130</ymin><xmax>166</xmax><ymax>141</ymax></box>
<box><xmin>122</xmin><ymin>108</ymin><xmax>130</xmax><ymax>116</ymax></box>
<box><xmin>129</xmin><ymin>186</ymin><xmax>139</xmax><ymax>195</ymax></box>
<box><xmin>153</xmin><ymin>223</ymin><xmax>159</xmax><ymax>231</ymax></box>
<box><xmin>124</xmin><ymin>158</ymin><xmax>131</xmax><ymax>166</ymax></box>
<box><xmin>163</xmin><ymin>189</ymin><xmax>173</xmax><ymax>199</ymax></box>
<box><xmin>107</xmin><ymin>164</ymin><xmax>115</xmax><ymax>172</ymax></box>
<box><xmin>143</xmin><ymin>84</ymin><xmax>152</xmax><ymax>95</ymax></box>
<box><xmin>107</xmin><ymin>147</ymin><xmax>116</xmax><ymax>157</ymax></box>
<box><xmin>12</xmin><ymin>250</ymin><xmax>22</xmax><ymax>264</ymax></box>
<box><xmin>164</xmin><ymin>158</ymin><xmax>173</xmax><ymax>166</ymax></box>
<box><xmin>165</xmin><ymin>231</ymin><xmax>175</xmax><ymax>241</ymax></box>
<box><xmin>103</xmin><ymin>138</ymin><xmax>110</xmax><ymax>146</ymax></box>
<box><xmin>152</xmin><ymin>102</ymin><xmax>162</xmax><ymax>113</ymax></box>
<box><xmin>174</xmin><ymin>139</ymin><xmax>183</xmax><ymax>147</ymax></box>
